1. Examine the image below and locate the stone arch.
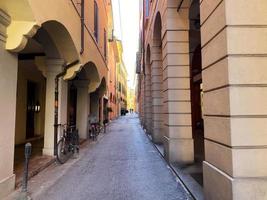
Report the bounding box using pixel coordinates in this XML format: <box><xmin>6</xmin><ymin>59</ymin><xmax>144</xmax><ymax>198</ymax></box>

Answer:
<box><xmin>89</xmin><ymin>77</ymin><xmax>107</xmax><ymax>124</ymax></box>
<box><xmin>41</xmin><ymin>20</ymin><xmax>80</xmax><ymax>63</ymax></box>
<box><xmin>12</xmin><ymin>19</ymin><xmax>82</xmax><ymax>159</ymax></box>
<box><xmin>150</xmin><ymin>12</ymin><xmax>164</xmax><ymax>144</ymax></box>
<box><xmin>153</xmin><ymin>12</ymin><xmax>162</xmax><ymax>44</ymax></box>
<box><xmin>97</xmin><ymin>77</ymin><xmax>107</xmax><ymax>97</ymax></box>
<box><xmin>69</xmin><ymin>61</ymin><xmax>101</xmax><ymax>140</ymax></box>
<box><xmin>74</xmin><ymin>61</ymin><xmax>101</xmax><ymax>93</ymax></box>
<box><xmin>7</xmin><ymin>19</ymin><xmax>80</xmax><ymax>62</ymax></box>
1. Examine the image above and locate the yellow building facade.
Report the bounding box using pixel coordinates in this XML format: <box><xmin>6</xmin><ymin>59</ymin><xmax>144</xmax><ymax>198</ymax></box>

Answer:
<box><xmin>0</xmin><ymin>0</ymin><xmax>114</xmax><ymax>198</ymax></box>
<box><xmin>127</xmin><ymin>88</ymin><xmax>136</xmax><ymax>112</ymax></box>
<box><xmin>115</xmin><ymin>39</ymin><xmax>128</xmax><ymax>115</ymax></box>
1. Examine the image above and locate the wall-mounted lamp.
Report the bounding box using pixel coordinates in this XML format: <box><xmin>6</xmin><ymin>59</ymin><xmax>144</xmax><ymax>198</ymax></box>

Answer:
<box><xmin>34</xmin><ymin>101</ymin><xmax>41</xmax><ymax>113</ymax></box>
<box><xmin>28</xmin><ymin>101</ymin><xmax>41</xmax><ymax>113</ymax></box>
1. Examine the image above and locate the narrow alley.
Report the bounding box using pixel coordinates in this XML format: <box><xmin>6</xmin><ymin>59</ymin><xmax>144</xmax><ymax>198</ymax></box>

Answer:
<box><xmin>31</xmin><ymin>115</ymin><xmax>192</xmax><ymax>200</ymax></box>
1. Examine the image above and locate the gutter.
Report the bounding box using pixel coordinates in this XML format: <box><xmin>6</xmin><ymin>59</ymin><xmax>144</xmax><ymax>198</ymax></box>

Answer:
<box><xmin>80</xmin><ymin>0</ymin><xmax>85</xmax><ymax>54</ymax></box>
<box><xmin>142</xmin><ymin>0</ymin><xmax>145</xmax><ymax>76</ymax></box>
<box><xmin>54</xmin><ymin>60</ymin><xmax>80</xmax><ymax>156</ymax></box>
<box><xmin>177</xmin><ymin>0</ymin><xmax>185</xmax><ymax>12</ymax></box>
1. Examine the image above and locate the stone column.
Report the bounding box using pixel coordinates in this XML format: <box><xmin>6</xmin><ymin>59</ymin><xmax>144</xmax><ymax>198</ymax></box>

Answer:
<box><xmin>161</xmin><ymin>2</ymin><xmax>194</xmax><ymax>163</ymax></box>
<box><xmin>75</xmin><ymin>80</ymin><xmax>89</xmax><ymax>139</ymax></box>
<box><xmin>0</xmin><ymin>10</ymin><xmax>17</xmax><ymax>199</ymax></box>
<box><xmin>43</xmin><ymin>59</ymin><xmax>64</xmax><ymax>156</ymax></box>
<box><xmin>201</xmin><ymin>1</ymin><xmax>267</xmax><ymax>199</ymax></box>
<box><xmin>140</xmin><ymin>74</ymin><xmax>145</xmax><ymax>126</ymax></box>
<box><xmin>151</xmin><ymin>42</ymin><xmax>164</xmax><ymax>144</ymax></box>
<box><xmin>144</xmin><ymin>66</ymin><xmax>152</xmax><ymax>133</ymax></box>
<box><xmin>90</xmin><ymin>91</ymin><xmax>100</xmax><ymax>121</ymax></box>
<box><xmin>97</xmin><ymin>97</ymin><xmax>102</xmax><ymax>123</ymax></box>
<box><xmin>58</xmin><ymin>77</ymin><xmax>68</xmax><ymax>126</ymax></box>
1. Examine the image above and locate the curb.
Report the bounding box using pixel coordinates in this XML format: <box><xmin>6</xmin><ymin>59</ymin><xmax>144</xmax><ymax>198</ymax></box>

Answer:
<box><xmin>141</xmin><ymin>126</ymin><xmax>201</xmax><ymax>200</ymax></box>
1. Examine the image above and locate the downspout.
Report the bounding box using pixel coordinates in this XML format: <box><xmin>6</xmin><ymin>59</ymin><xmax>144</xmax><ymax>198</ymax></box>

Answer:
<box><xmin>80</xmin><ymin>0</ymin><xmax>85</xmax><ymax>54</ymax></box>
<box><xmin>177</xmin><ymin>0</ymin><xmax>185</xmax><ymax>12</ymax></box>
<box><xmin>54</xmin><ymin>60</ymin><xmax>80</xmax><ymax>155</ymax></box>
<box><xmin>142</xmin><ymin>0</ymin><xmax>145</xmax><ymax>76</ymax></box>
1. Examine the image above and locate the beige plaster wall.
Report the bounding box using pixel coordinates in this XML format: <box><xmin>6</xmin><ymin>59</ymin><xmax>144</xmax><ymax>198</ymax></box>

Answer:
<box><xmin>0</xmin><ymin>9</ymin><xmax>16</xmax><ymax>199</ymax></box>
<box><xmin>201</xmin><ymin>0</ymin><xmax>267</xmax><ymax>199</ymax></box>
<box><xmin>15</xmin><ymin>60</ymin><xmax>46</xmax><ymax>145</ymax></box>
<box><xmin>1</xmin><ymin>0</ymin><xmax>109</xmax><ymax>86</ymax></box>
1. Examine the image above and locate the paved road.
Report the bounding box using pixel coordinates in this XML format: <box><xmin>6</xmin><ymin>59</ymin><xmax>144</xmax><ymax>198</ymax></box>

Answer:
<box><xmin>36</xmin><ymin>114</ymin><xmax>192</xmax><ymax>200</ymax></box>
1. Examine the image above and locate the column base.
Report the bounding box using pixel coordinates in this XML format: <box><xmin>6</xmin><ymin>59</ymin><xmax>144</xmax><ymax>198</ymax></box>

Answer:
<box><xmin>204</xmin><ymin>161</ymin><xmax>267</xmax><ymax>200</ymax></box>
<box><xmin>0</xmin><ymin>174</ymin><xmax>15</xmax><ymax>199</ymax></box>
<box><xmin>163</xmin><ymin>136</ymin><xmax>194</xmax><ymax>164</ymax></box>
<box><xmin>43</xmin><ymin>148</ymin><xmax>54</xmax><ymax>156</ymax></box>
<box><xmin>79</xmin><ymin>131</ymin><xmax>87</xmax><ymax>140</ymax></box>
<box><xmin>146</xmin><ymin>121</ymin><xmax>152</xmax><ymax>135</ymax></box>
<box><xmin>152</xmin><ymin>128</ymin><xmax>163</xmax><ymax>144</ymax></box>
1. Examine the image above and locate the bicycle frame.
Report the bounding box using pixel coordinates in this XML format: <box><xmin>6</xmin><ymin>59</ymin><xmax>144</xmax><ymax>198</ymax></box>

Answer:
<box><xmin>56</xmin><ymin>124</ymin><xmax>79</xmax><ymax>164</ymax></box>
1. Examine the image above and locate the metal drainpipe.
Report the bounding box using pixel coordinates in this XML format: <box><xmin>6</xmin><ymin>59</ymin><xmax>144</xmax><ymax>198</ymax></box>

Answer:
<box><xmin>177</xmin><ymin>0</ymin><xmax>185</xmax><ymax>12</ymax></box>
<box><xmin>142</xmin><ymin>0</ymin><xmax>145</xmax><ymax>76</ymax></box>
<box><xmin>80</xmin><ymin>0</ymin><xmax>85</xmax><ymax>54</ymax></box>
<box><xmin>54</xmin><ymin>60</ymin><xmax>80</xmax><ymax>156</ymax></box>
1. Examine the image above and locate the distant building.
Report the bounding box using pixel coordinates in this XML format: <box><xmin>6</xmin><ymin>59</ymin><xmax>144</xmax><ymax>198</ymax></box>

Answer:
<box><xmin>115</xmin><ymin>40</ymin><xmax>128</xmax><ymax>115</ymax></box>
<box><xmin>127</xmin><ymin>88</ymin><xmax>136</xmax><ymax>112</ymax></box>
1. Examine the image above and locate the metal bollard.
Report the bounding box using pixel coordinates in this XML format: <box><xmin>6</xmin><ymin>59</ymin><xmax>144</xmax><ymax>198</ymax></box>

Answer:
<box><xmin>22</xmin><ymin>143</ymin><xmax>32</xmax><ymax>193</ymax></box>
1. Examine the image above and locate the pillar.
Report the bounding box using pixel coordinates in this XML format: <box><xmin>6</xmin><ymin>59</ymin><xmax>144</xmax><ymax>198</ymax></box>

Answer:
<box><xmin>99</xmin><ymin>97</ymin><xmax>103</xmax><ymax>123</ymax></box>
<box><xmin>201</xmin><ymin>0</ymin><xmax>267</xmax><ymax>199</ymax></box>
<box><xmin>90</xmin><ymin>91</ymin><xmax>100</xmax><ymax>121</ymax></box>
<box><xmin>140</xmin><ymin>74</ymin><xmax>145</xmax><ymax>126</ymax></box>
<box><xmin>76</xmin><ymin>81</ymin><xmax>89</xmax><ymax>139</ymax></box>
<box><xmin>162</xmin><ymin>1</ymin><xmax>194</xmax><ymax>163</ymax></box>
<box><xmin>58</xmin><ymin>77</ymin><xmax>68</xmax><ymax>127</ymax></box>
<box><xmin>144</xmin><ymin>66</ymin><xmax>152</xmax><ymax>133</ymax></box>
<box><xmin>151</xmin><ymin>43</ymin><xmax>164</xmax><ymax>144</ymax></box>
<box><xmin>43</xmin><ymin>59</ymin><xmax>64</xmax><ymax>156</ymax></box>
<box><xmin>0</xmin><ymin>10</ymin><xmax>17</xmax><ymax>199</ymax></box>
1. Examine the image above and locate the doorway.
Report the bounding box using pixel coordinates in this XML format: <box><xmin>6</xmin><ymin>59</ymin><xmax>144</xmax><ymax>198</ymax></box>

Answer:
<box><xmin>26</xmin><ymin>81</ymin><xmax>37</xmax><ymax>139</ymax></box>
<box><xmin>189</xmin><ymin>0</ymin><xmax>204</xmax><ymax>186</ymax></box>
<box><xmin>191</xmin><ymin>45</ymin><xmax>204</xmax><ymax>163</ymax></box>
<box><xmin>68</xmin><ymin>83</ymin><xmax>77</xmax><ymax>126</ymax></box>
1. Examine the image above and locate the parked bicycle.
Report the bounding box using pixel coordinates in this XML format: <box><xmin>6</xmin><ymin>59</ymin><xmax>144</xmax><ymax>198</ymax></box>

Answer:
<box><xmin>89</xmin><ymin>122</ymin><xmax>101</xmax><ymax>141</ymax></box>
<box><xmin>56</xmin><ymin>124</ymin><xmax>79</xmax><ymax>164</ymax></box>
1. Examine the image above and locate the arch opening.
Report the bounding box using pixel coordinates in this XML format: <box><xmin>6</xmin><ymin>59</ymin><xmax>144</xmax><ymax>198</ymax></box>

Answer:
<box><xmin>150</xmin><ymin>12</ymin><xmax>164</xmax><ymax>144</ymax></box>
<box><xmin>144</xmin><ymin>44</ymin><xmax>152</xmax><ymax>135</ymax></box>
<box><xmin>13</xmin><ymin>20</ymin><xmax>81</xmax><ymax>181</ymax></box>
<box><xmin>189</xmin><ymin>0</ymin><xmax>204</xmax><ymax>186</ymax></box>
<box><xmin>89</xmin><ymin>78</ymin><xmax>108</xmax><ymax>125</ymax></box>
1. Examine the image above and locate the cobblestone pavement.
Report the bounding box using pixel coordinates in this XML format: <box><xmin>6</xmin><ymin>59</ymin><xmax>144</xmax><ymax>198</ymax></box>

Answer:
<box><xmin>36</xmin><ymin>114</ymin><xmax>192</xmax><ymax>200</ymax></box>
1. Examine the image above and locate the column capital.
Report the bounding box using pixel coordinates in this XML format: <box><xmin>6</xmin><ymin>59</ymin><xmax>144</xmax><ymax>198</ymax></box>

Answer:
<box><xmin>0</xmin><ymin>9</ymin><xmax>11</xmax><ymax>42</ymax></box>
<box><xmin>45</xmin><ymin>58</ymin><xmax>65</xmax><ymax>73</ymax></box>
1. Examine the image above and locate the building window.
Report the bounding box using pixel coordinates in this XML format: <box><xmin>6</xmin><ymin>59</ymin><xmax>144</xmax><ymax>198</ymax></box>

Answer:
<box><xmin>94</xmin><ymin>1</ymin><xmax>99</xmax><ymax>42</ymax></box>
<box><xmin>104</xmin><ymin>29</ymin><xmax>107</xmax><ymax>60</ymax></box>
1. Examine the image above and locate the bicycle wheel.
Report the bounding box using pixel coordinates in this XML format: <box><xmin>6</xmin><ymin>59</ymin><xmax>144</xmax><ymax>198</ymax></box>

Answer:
<box><xmin>56</xmin><ymin>138</ymin><xmax>69</xmax><ymax>164</ymax></box>
<box><xmin>75</xmin><ymin>130</ymin><xmax>80</xmax><ymax>153</ymax></box>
